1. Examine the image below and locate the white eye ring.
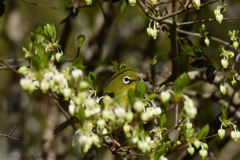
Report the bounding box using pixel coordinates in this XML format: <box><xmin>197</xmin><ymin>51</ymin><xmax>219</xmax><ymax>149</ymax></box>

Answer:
<box><xmin>123</xmin><ymin>76</ymin><xmax>131</xmax><ymax>84</ymax></box>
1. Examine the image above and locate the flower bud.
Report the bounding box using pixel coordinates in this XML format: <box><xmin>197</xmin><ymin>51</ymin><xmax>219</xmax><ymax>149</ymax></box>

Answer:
<box><xmin>218</xmin><ymin>129</ymin><xmax>225</xmax><ymax>139</ymax></box>
<box><xmin>194</xmin><ymin>139</ymin><xmax>200</xmax><ymax>149</ymax></box>
<box><xmin>202</xmin><ymin>143</ymin><xmax>208</xmax><ymax>150</ymax></box>
<box><xmin>187</xmin><ymin>147</ymin><xmax>195</xmax><ymax>156</ymax></box>
<box><xmin>160</xmin><ymin>91</ymin><xmax>170</xmax><ymax>103</ymax></box>
<box><xmin>55</xmin><ymin>53</ymin><xmax>62</xmax><ymax>62</ymax></box>
<box><xmin>204</xmin><ymin>37</ymin><xmax>210</xmax><ymax>47</ymax></box>
<box><xmin>192</xmin><ymin>0</ymin><xmax>201</xmax><ymax>10</ymax></box>
<box><xmin>186</xmin><ymin>122</ymin><xmax>193</xmax><ymax>130</ymax></box>
<box><xmin>85</xmin><ymin>0</ymin><xmax>92</xmax><ymax>5</ymax></box>
<box><xmin>233</xmin><ymin>41</ymin><xmax>239</xmax><ymax>50</ymax></box>
<box><xmin>214</xmin><ymin>9</ymin><xmax>220</xmax><ymax>16</ymax></box>
<box><xmin>72</xmin><ymin>69</ymin><xmax>83</xmax><ymax>81</ymax></box>
<box><xmin>147</xmin><ymin>27</ymin><xmax>152</xmax><ymax>36</ymax></box>
<box><xmin>123</xmin><ymin>123</ymin><xmax>131</xmax><ymax>133</ymax></box>
<box><xmin>199</xmin><ymin>149</ymin><xmax>208</xmax><ymax>159</ymax></box>
<box><xmin>231</xmin><ymin>79</ymin><xmax>237</xmax><ymax>88</ymax></box>
<box><xmin>97</xmin><ymin>119</ymin><xmax>105</xmax><ymax>130</ymax></box>
<box><xmin>126</xmin><ymin>111</ymin><xmax>134</xmax><ymax>123</ymax></box>
<box><xmin>153</xmin><ymin>107</ymin><xmax>161</xmax><ymax>116</ymax></box>
<box><xmin>216</xmin><ymin>14</ymin><xmax>223</xmax><ymax>24</ymax></box>
<box><xmin>114</xmin><ymin>107</ymin><xmax>126</xmax><ymax>118</ymax></box>
<box><xmin>150</xmin><ymin>0</ymin><xmax>157</xmax><ymax>4</ymax></box>
<box><xmin>159</xmin><ymin>156</ymin><xmax>168</xmax><ymax>160</ymax></box>
<box><xmin>185</xmin><ymin>107</ymin><xmax>197</xmax><ymax>119</ymax></box>
<box><xmin>79</xmin><ymin>81</ymin><xmax>89</xmax><ymax>90</ymax></box>
<box><xmin>220</xmin><ymin>84</ymin><xmax>228</xmax><ymax>95</ymax></box>
<box><xmin>129</xmin><ymin>0</ymin><xmax>136</xmax><ymax>6</ymax></box>
<box><xmin>141</xmin><ymin>112</ymin><xmax>149</xmax><ymax>121</ymax></box>
<box><xmin>40</xmin><ymin>79</ymin><xmax>50</xmax><ymax>93</ymax></box>
<box><xmin>63</xmin><ymin>88</ymin><xmax>72</xmax><ymax>100</ymax></box>
<box><xmin>18</xmin><ymin>66</ymin><xmax>29</xmax><ymax>75</ymax></box>
<box><xmin>201</xmin><ymin>24</ymin><xmax>206</xmax><ymax>32</ymax></box>
<box><xmin>231</xmin><ymin>130</ymin><xmax>240</xmax><ymax>142</ymax></box>
<box><xmin>228</xmin><ymin>51</ymin><xmax>234</xmax><ymax>59</ymax></box>
<box><xmin>221</xmin><ymin>58</ymin><xmax>228</xmax><ymax>69</ymax></box>
<box><xmin>134</xmin><ymin>100</ymin><xmax>144</xmax><ymax>112</ymax></box>
<box><xmin>20</xmin><ymin>78</ymin><xmax>32</xmax><ymax>90</ymax></box>
<box><xmin>151</xmin><ymin>29</ymin><xmax>158</xmax><ymax>39</ymax></box>
<box><xmin>68</xmin><ymin>101</ymin><xmax>76</xmax><ymax>116</ymax></box>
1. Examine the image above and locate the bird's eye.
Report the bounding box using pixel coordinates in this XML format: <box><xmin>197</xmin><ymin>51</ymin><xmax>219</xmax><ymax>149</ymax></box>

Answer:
<box><xmin>123</xmin><ymin>76</ymin><xmax>131</xmax><ymax>84</ymax></box>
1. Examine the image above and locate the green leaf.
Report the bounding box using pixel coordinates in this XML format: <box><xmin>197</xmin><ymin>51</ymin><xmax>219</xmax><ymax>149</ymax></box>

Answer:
<box><xmin>114</xmin><ymin>92</ymin><xmax>127</xmax><ymax>102</ymax></box>
<box><xmin>179</xmin><ymin>37</ymin><xmax>193</xmax><ymax>47</ymax></box>
<box><xmin>194</xmin><ymin>47</ymin><xmax>204</xmax><ymax>58</ymax></box>
<box><xmin>77</xmin><ymin>34</ymin><xmax>85</xmax><ymax>48</ymax></box>
<box><xmin>221</xmin><ymin>107</ymin><xmax>228</xmax><ymax>121</ymax></box>
<box><xmin>195</xmin><ymin>124</ymin><xmax>209</xmax><ymax>139</ymax></box>
<box><xmin>77</xmin><ymin>107</ymin><xmax>85</xmax><ymax>127</ymax></box>
<box><xmin>31</xmin><ymin>57</ymin><xmax>41</xmax><ymax>71</ymax></box>
<box><xmin>119</xmin><ymin>0</ymin><xmax>128</xmax><ymax>15</ymax></box>
<box><xmin>119</xmin><ymin>63</ymin><xmax>126</xmax><ymax>70</ymax></box>
<box><xmin>190</xmin><ymin>59</ymin><xmax>209</xmax><ymax>68</ymax></box>
<box><xmin>111</xmin><ymin>60</ymin><xmax>119</xmax><ymax>72</ymax></box>
<box><xmin>85</xmin><ymin>72</ymin><xmax>96</xmax><ymax>89</ymax></box>
<box><xmin>69</xmin><ymin>78</ymin><xmax>75</xmax><ymax>88</ymax></box>
<box><xmin>34</xmin><ymin>44</ymin><xmax>45</xmax><ymax>59</ymax></box>
<box><xmin>152</xmin><ymin>53</ymin><xmax>158</xmax><ymax>66</ymax></box>
<box><xmin>72</xmin><ymin>57</ymin><xmax>86</xmax><ymax>69</ymax></box>
<box><xmin>159</xmin><ymin>113</ymin><xmax>167</xmax><ymax>126</ymax></box>
<box><xmin>146</xmin><ymin>92</ymin><xmax>157</xmax><ymax>100</ymax></box>
<box><xmin>153</xmin><ymin>143</ymin><xmax>167</xmax><ymax>159</ymax></box>
<box><xmin>136</xmin><ymin>79</ymin><xmax>146</xmax><ymax>96</ymax></box>
<box><xmin>174</xmin><ymin>72</ymin><xmax>189</xmax><ymax>94</ymax></box>
<box><xmin>127</xmin><ymin>89</ymin><xmax>135</xmax><ymax>106</ymax></box>
<box><xmin>174</xmin><ymin>49</ymin><xmax>194</xmax><ymax>60</ymax></box>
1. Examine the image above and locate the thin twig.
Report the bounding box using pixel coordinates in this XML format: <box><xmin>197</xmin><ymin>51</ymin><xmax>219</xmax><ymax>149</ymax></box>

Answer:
<box><xmin>0</xmin><ymin>121</ymin><xmax>21</xmax><ymax>140</ymax></box>
<box><xmin>0</xmin><ymin>58</ymin><xmax>24</xmax><ymax>78</ymax></box>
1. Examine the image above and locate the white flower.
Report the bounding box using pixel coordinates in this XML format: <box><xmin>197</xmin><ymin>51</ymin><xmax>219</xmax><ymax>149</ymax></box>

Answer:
<box><xmin>72</xmin><ymin>69</ymin><xmax>83</xmax><ymax>81</ymax></box>
<box><xmin>134</xmin><ymin>100</ymin><xmax>144</xmax><ymax>112</ymax></box>
<box><xmin>44</xmin><ymin>72</ymin><xmax>53</xmax><ymax>80</ymax></box>
<box><xmin>114</xmin><ymin>107</ymin><xmax>126</xmax><ymax>118</ymax></box>
<box><xmin>231</xmin><ymin>130</ymin><xmax>240</xmax><ymax>141</ymax></box>
<box><xmin>220</xmin><ymin>84</ymin><xmax>228</xmax><ymax>95</ymax></box>
<box><xmin>192</xmin><ymin>0</ymin><xmax>201</xmax><ymax>10</ymax></box>
<box><xmin>20</xmin><ymin>78</ymin><xmax>32</xmax><ymax>90</ymax></box>
<box><xmin>69</xmin><ymin>100</ymin><xmax>76</xmax><ymax>116</ymax></box>
<box><xmin>160</xmin><ymin>91</ymin><xmax>171</xmax><ymax>103</ymax></box>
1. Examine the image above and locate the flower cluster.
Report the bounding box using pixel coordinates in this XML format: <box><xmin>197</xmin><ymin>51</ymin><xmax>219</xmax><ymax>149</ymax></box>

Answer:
<box><xmin>147</xmin><ymin>20</ymin><xmax>159</xmax><ymax>39</ymax></box>
<box><xmin>214</xmin><ymin>5</ymin><xmax>225</xmax><ymax>24</ymax></box>
<box><xmin>219</xmin><ymin>47</ymin><xmax>234</xmax><ymax>69</ymax></box>
<box><xmin>228</xmin><ymin>30</ymin><xmax>239</xmax><ymax>50</ymax></box>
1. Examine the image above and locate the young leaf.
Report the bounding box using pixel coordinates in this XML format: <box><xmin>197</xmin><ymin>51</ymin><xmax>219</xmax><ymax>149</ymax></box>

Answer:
<box><xmin>195</xmin><ymin>124</ymin><xmax>209</xmax><ymax>139</ymax></box>
<box><xmin>77</xmin><ymin>107</ymin><xmax>85</xmax><ymax>127</ymax></box>
<box><xmin>159</xmin><ymin>113</ymin><xmax>167</xmax><ymax>126</ymax></box>
<box><xmin>146</xmin><ymin>92</ymin><xmax>157</xmax><ymax>100</ymax></box>
<box><xmin>136</xmin><ymin>79</ymin><xmax>146</xmax><ymax>96</ymax></box>
<box><xmin>77</xmin><ymin>34</ymin><xmax>85</xmax><ymax>48</ymax></box>
<box><xmin>174</xmin><ymin>72</ymin><xmax>189</xmax><ymax>94</ymax></box>
<box><xmin>85</xmin><ymin>72</ymin><xmax>96</xmax><ymax>89</ymax></box>
<box><xmin>174</xmin><ymin>49</ymin><xmax>194</xmax><ymax>60</ymax></box>
<box><xmin>194</xmin><ymin>47</ymin><xmax>204</xmax><ymax>58</ymax></box>
<box><xmin>179</xmin><ymin>37</ymin><xmax>193</xmax><ymax>47</ymax></box>
<box><xmin>111</xmin><ymin>60</ymin><xmax>119</xmax><ymax>72</ymax></box>
<box><xmin>72</xmin><ymin>57</ymin><xmax>86</xmax><ymax>69</ymax></box>
<box><xmin>190</xmin><ymin>59</ymin><xmax>209</xmax><ymax>68</ymax></box>
<box><xmin>119</xmin><ymin>0</ymin><xmax>128</xmax><ymax>15</ymax></box>
<box><xmin>221</xmin><ymin>107</ymin><xmax>228</xmax><ymax>122</ymax></box>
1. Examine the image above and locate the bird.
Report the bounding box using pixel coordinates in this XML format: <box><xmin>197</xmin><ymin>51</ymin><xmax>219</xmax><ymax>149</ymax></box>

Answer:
<box><xmin>53</xmin><ymin>68</ymin><xmax>145</xmax><ymax>133</ymax></box>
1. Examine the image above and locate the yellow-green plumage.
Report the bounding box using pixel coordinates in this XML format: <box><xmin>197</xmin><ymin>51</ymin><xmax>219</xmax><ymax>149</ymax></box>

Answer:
<box><xmin>102</xmin><ymin>68</ymin><xmax>140</xmax><ymax>97</ymax></box>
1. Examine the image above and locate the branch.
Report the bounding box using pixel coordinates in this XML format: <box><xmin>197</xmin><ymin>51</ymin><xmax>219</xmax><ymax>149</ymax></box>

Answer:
<box><xmin>176</xmin><ymin>29</ymin><xmax>230</xmax><ymax>45</ymax></box>
<box><xmin>0</xmin><ymin>58</ymin><xmax>24</xmax><ymax>78</ymax></box>
<box><xmin>0</xmin><ymin>121</ymin><xmax>21</xmax><ymax>140</ymax></box>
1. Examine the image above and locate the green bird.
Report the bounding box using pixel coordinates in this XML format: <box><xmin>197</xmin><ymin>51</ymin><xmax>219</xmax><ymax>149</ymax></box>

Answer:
<box><xmin>53</xmin><ymin>68</ymin><xmax>145</xmax><ymax>133</ymax></box>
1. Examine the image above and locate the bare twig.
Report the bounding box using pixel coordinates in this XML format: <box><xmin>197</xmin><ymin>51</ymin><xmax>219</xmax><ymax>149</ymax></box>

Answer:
<box><xmin>0</xmin><ymin>121</ymin><xmax>21</xmax><ymax>140</ymax></box>
<box><xmin>0</xmin><ymin>58</ymin><xmax>25</xmax><ymax>78</ymax></box>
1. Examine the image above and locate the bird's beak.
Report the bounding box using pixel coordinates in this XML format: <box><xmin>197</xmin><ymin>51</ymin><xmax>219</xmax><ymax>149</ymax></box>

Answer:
<box><xmin>137</xmin><ymin>78</ymin><xmax>148</xmax><ymax>82</ymax></box>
